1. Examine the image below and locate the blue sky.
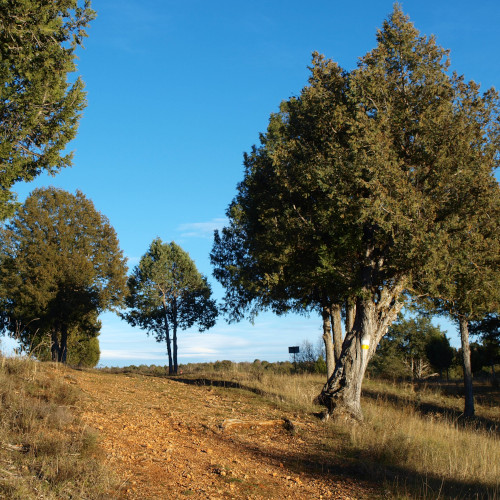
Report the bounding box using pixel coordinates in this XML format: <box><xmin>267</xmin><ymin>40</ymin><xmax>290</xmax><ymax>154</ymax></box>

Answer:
<box><xmin>3</xmin><ymin>0</ymin><xmax>500</xmax><ymax>366</ymax></box>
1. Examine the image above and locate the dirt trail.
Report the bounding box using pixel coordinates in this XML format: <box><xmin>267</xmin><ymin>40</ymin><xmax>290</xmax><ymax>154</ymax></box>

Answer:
<box><xmin>72</xmin><ymin>370</ymin><xmax>380</xmax><ymax>499</ymax></box>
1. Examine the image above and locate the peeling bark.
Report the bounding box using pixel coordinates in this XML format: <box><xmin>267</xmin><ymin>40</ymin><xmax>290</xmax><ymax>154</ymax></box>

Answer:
<box><xmin>317</xmin><ymin>299</ymin><xmax>376</xmax><ymax>421</ymax></box>
<box><xmin>331</xmin><ymin>304</ymin><xmax>343</xmax><ymax>363</ymax></box>
<box><xmin>317</xmin><ymin>279</ymin><xmax>405</xmax><ymax>421</ymax></box>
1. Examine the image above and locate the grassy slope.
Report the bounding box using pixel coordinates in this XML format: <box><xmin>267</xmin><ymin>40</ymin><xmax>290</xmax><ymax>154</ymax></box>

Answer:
<box><xmin>2</xmin><ymin>357</ymin><xmax>498</xmax><ymax>499</ymax></box>
<box><xmin>162</xmin><ymin>364</ymin><xmax>500</xmax><ymax>499</ymax></box>
<box><xmin>0</xmin><ymin>356</ymin><xmax>116</xmax><ymax>499</ymax></box>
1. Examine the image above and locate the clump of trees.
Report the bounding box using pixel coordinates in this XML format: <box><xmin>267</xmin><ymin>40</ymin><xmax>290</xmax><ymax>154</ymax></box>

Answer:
<box><xmin>0</xmin><ymin>187</ymin><xmax>128</xmax><ymax>365</ymax></box>
<box><xmin>211</xmin><ymin>6</ymin><xmax>500</xmax><ymax>420</ymax></box>
<box><xmin>369</xmin><ymin>316</ymin><xmax>455</xmax><ymax>380</ymax></box>
<box><xmin>0</xmin><ymin>0</ymin><xmax>95</xmax><ymax>220</ymax></box>
<box><xmin>122</xmin><ymin>238</ymin><xmax>218</xmax><ymax>374</ymax></box>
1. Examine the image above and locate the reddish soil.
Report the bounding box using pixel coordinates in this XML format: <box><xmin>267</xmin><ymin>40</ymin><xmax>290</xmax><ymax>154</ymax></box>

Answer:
<box><xmin>73</xmin><ymin>370</ymin><xmax>381</xmax><ymax>499</ymax></box>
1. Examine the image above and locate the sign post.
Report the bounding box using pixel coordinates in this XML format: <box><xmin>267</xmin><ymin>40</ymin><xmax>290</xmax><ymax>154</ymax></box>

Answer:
<box><xmin>288</xmin><ymin>346</ymin><xmax>300</xmax><ymax>371</ymax></box>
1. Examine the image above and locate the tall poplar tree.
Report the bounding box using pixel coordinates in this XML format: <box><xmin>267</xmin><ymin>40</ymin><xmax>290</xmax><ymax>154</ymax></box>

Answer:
<box><xmin>123</xmin><ymin>239</ymin><xmax>218</xmax><ymax>374</ymax></box>
<box><xmin>0</xmin><ymin>187</ymin><xmax>128</xmax><ymax>361</ymax></box>
<box><xmin>211</xmin><ymin>6</ymin><xmax>500</xmax><ymax>420</ymax></box>
<box><xmin>0</xmin><ymin>0</ymin><xmax>95</xmax><ymax>219</ymax></box>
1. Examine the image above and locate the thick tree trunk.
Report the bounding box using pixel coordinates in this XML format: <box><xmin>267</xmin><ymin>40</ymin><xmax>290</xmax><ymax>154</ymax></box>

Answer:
<box><xmin>321</xmin><ymin>305</ymin><xmax>335</xmax><ymax>379</ymax></box>
<box><xmin>459</xmin><ymin>317</ymin><xmax>475</xmax><ymax>417</ymax></box>
<box><xmin>317</xmin><ymin>278</ymin><xmax>405</xmax><ymax>421</ymax></box>
<box><xmin>317</xmin><ymin>299</ymin><xmax>376</xmax><ymax>421</ymax></box>
<box><xmin>331</xmin><ymin>303</ymin><xmax>343</xmax><ymax>363</ymax></box>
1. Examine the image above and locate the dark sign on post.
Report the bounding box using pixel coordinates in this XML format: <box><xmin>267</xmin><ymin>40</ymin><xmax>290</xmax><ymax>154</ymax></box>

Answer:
<box><xmin>288</xmin><ymin>346</ymin><xmax>300</xmax><ymax>370</ymax></box>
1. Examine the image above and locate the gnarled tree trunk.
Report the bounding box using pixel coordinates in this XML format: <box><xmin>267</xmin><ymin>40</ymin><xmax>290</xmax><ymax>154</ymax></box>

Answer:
<box><xmin>317</xmin><ymin>299</ymin><xmax>376</xmax><ymax>421</ymax></box>
<box><xmin>317</xmin><ymin>280</ymin><xmax>405</xmax><ymax>421</ymax></box>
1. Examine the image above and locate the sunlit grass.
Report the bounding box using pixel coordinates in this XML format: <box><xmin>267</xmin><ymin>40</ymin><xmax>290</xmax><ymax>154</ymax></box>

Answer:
<box><xmin>0</xmin><ymin>355</ymin><xmax>117</xmax><ymax>499</ymax></box>
<box><xmin>171</xmin><ymin>362</ymin><xmax>499</xmax><ymax>498</ymax></box>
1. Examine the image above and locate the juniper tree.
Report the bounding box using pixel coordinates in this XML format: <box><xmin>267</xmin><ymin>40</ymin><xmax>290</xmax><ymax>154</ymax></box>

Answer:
<box><xmin>123</xmin><ymin>239</ymin><xmax>218</xmax><ymax>374</ymax></box>
<box><xmin>0</xmin><ymin>0</ymin><xmax>95</xmax><ymax>219</ymax></box>
<box><xmin>0</xmin><ymin>187</ymin><xmax>127</xmax><ymax>362</ymax></box>
<box><xmin>211</xmin><ymin>6</ymin><xmax>500</xmax><ymax>420</ymax></box>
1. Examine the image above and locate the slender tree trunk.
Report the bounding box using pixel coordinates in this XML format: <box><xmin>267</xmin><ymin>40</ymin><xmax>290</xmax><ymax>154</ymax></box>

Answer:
<box><xmin>330</xmin><ymin>303</ymin><xmax>343</xmax><ymax>363</ymax></box>
<box><xmin>317</xmin><ymin>298</ymin><xmax>376</xmax><ymax>421</ymax></box>
<box><xmin>173</xmin><ymin>303</ymin><xmax>178</xmax><ymax>375</ymax></box>
<box><xmin>459</xmin><ymin>316</ymin><xmax>475</xmax><ymax>417</ymax></box>
<box><xmin>345</xmin><ymin>300</ymin><xmax>356</xmax><ymax>334</ymax></box>
<box><xmin>51</xmin><ymin>329</ymin><xmax>59</xmax><ymax>362</ymax></box>
<box><xmin>162</xmin><ymin>310</ymin><xmax>173</xmax><ymax>375</ymax></box>
<box><xmin>321</xmin><ymin>305</ymin><xmax>335</xmax><ymax>380</ymax></box>
<box><xmin>59</xmin><ymin>324</ymin><xmax>68</xmax><ymax>363</ymax></box>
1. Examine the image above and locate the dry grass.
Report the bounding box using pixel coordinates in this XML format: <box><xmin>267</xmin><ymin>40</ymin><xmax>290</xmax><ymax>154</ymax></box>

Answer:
<box><xmin>0</xmin><ymin>355</ymin><xmax>117</xmax><ymax>499</ymax></box>
<box><xmin>176</xmin><ymin>364</ymin><xmax>499</xmax><ymax>499</ymax></box>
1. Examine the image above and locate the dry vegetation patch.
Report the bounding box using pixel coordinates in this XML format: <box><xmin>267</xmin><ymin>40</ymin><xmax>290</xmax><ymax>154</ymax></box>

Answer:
<box><xmin>2</xmin><ymin>358</ymin><xmax>498</xmax><ymax>499</ymax></box>
<box><xmin>0</xmin><ymin>356</ymin><xmax>116</xmax><ymax>499</ymax></box>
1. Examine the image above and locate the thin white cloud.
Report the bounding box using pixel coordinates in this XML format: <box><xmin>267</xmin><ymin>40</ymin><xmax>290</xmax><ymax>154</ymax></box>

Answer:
<box><xmin>100</xmin><ymin>349</ymin><xmax>166</xmax><ymax>360</ymax></box>
<box><xmin>178</xmin><ymin>218</ymin><xmax>228</xmax><ymax>239</ymax></box>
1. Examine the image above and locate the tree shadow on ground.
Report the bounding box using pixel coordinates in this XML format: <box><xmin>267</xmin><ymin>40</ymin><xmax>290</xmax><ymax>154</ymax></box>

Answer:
<box><xmin>171</xmin><ymin>376</ymin><xmax>498</xmax><ymax>499</ymax></box>
<box><xmin>249</xmin><ymin>440</ymin><xmax>497</xmax><ymax>500</ymax></box>
<box><xmin>170</xmin><ymin>376</ymin><xmax>277</xmax><ymax>398</ymax></box>
<box><xmin>362</xmin><ymin>388</ymin><xmax>499</xmax><ymax>434</ymax></box>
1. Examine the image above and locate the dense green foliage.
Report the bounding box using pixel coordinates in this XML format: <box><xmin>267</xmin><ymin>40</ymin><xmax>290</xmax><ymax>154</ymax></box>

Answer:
<box><xmin>370</xmin><ymin>316</ymin><xmax>454</xmax><ymax>379</ymax></box>
<box><xmin>0</xmin><ymin>187</ymin><xmax>127</xmax><ymax>362</ymax></box>
<box><xmin>211</xmin><ymin>6</ymin><xmax>500</xmax><ymax>419</ymax></box>
<box><xmin>122</xmin><ymin>238</ymin><xmax>218</xmax><ymax>374</ymax></box>
<box><xmin>0</xmin><ymin>0</ymin><xmax>95</xmax><ymax>220</ymax></box>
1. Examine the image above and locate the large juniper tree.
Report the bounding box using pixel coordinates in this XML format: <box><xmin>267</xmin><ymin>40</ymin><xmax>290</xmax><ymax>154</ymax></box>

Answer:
<box><xmin>211</xmin><ymin>6</ymin><xmax>500</xmax><ymax>420</ymax></box>
<box><xmin>0</xmin><ymin>0</ymin><xmax>95</xmax><ymax>219</ymax></box>
<box><xmin>0</xmin><ymin>187</ymin><xmax>128</xmax><ymax>362</ymax></box>
<box><xmin>123</xmin><ymin>239</ymin><xmax>218</xmax><ymax>374</ymax></box>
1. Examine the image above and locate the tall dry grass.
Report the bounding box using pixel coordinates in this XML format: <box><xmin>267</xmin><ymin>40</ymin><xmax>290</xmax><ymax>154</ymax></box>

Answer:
<box><xmin>0</xmin><ymin>355</ymin><xmax>117</xmax><ymax>499</ymax></box>
<box><xmin>177</xmin><ymin>363</ymin><xmax>499</xmax><ymax>498</ymax></box>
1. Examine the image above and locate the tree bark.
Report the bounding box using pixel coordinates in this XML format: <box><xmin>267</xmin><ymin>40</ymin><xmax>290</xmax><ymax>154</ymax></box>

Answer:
<box><xmin>162</xmin><ymin>309</ymin><xmax>173</xmax><ymax>375</ymax></box>
<box><xmin>345</xmin><ymin>300</ymin><xmax>356</xmax><ymax>334</ymax></box>
<box><xmin>317</xmin><ymin>298</ymin><xmax>376</xmax><ymax>421</ymax></box>
<box><xmin>459</xmin><ymin>316</ymin><xmax>475</xmax><ymax>417</ymax></box>
<box><xmin>316</xmin><ymin>279</ymin><xmax>405</xmax><ymax>421</ymax></box>
<box><xmin>331</xmin><ymin>303</ymin><xmax>343</xmax><ymax>363</ymax></box>
<box><xmin>321</xmin><ymin>305</ymin><xmax>335</xmax><ymax>379</ymax></box>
